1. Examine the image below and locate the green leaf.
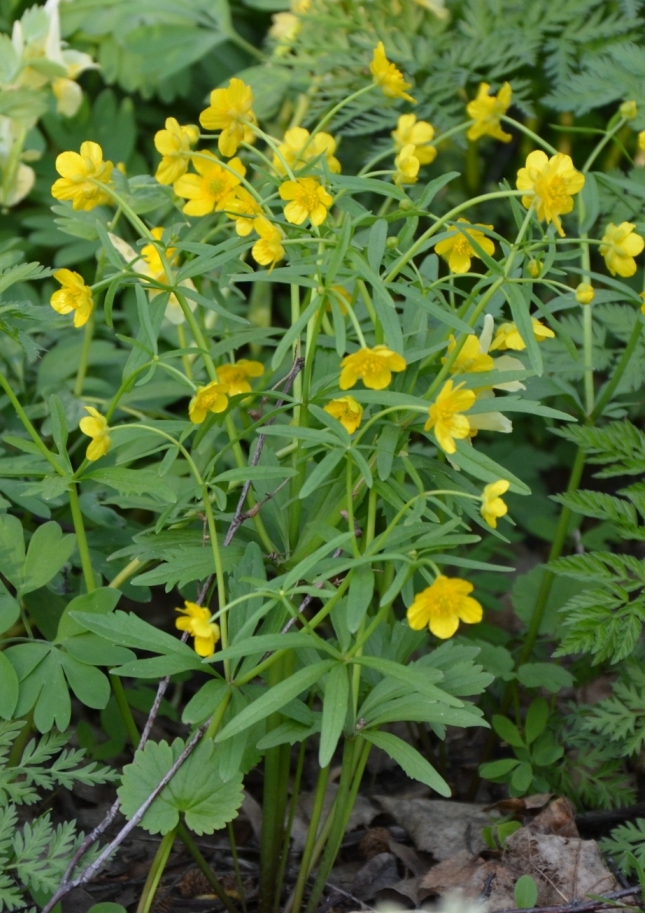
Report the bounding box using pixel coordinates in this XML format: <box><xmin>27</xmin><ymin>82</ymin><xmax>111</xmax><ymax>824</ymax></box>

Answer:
<box><xmin>0</xmin><ymin>513</ymin><xmax>25</xmax><ymax>587</ymax></box>
<box><xmin>256</xmin><ymin>719</ymin><xmax>315</xmax><ymax>750</ymax></box>
<box><xmin>524</xmin><ymin>698</ymin><xmax>549</xmax><ymax>745</ymax></box>
<box><xmin>517</xmin><ymin>663</ymin><xmax>574</xmax><ymax>693</ymax></box>
<box><xmin>492</xmin><ymin>714</ymin><xmax>525</xmax><ymax>748</ymax></box>
<box><xmin>514</xmin><ymin>874</ymin><xmax>538</xmax><ymax>909</ymax></box>
<box><xmin>48</xmin><ymin>394</ymin><xmax>69</xmax><ymax>456</ymax></box>
<box><xmin>82</xmin><ymin>467</ymin><xmax>177</xmax><ymax>503</ymax></box>
<box><xmin>0</xmin><ymin>652</ymin><xmax>19</xmax><ymax>719</ymax></box>
<box><xmin>355</xmin><ymin>656</ymin><xmax>463</xmax><ymax>707</ymax></box>
<box><xmin>511</xmin><ymin>760</ymin><xmax>534</xmax><ymax>793</ymax></box>
<box><xmin>347</xmin><ymin>564</ymin><xmax>374</xmax><ymax>633</ymax></box>
<box><xmin>0</xmin><ymin>593</ymin><xmax>20</xmax><ymax>635</ymax></box>
<box><xmin>451</xmin><ymin>441</ymin><xmax>531</xmax><ymax>494</ymax></box>
<box><xmin>319</xmin><ymin>664</ymin><xmax>349</xmax><ymax>767</ymax></box>
<box><xmin>216</xmin><ymin>661</ymin><xmax>335</xmax><ymax>742</ymax></box>
<box><xmin>56</xmin><ymin>588</ymin><xmax>122</xmax><ymax>641</ymax></box>
<box><xmin>506</xmin><ymin>284</ymin><xmax>543</xmax><ymax>376</ymax></box>
<box><xmin>61</xmin><ymin>653</ymin><xmax>110</xmax><ymax>709</ymax></box>
<box><xmin>118</xmin><ymin>737</ymin><xmax>244</xmax><ymax>835</ymax></box>
<box><xmin>70</xmin><ymin>610</ymin><xmax>198</xmax><ymax>658</ymax></box>
<box><xmin>183</xmin><ymin>680</ymin><xmax>230</xmax><ymax>726</ymax></box>
<box><xmin>367</xmin><ymin>219</ymin><xmax>388</xmax><ymax>273</ymax></box>
<box><xmin>362</xmin><ymin>730</ymin><xmax>450</xmax><ymax>796</ymax></box>
<box><xmin>300</xmin><ymin>450</ymin><xmax>345</xmax><ymax>500</ymax></box>
<box><xmin>480</xmin><ymin>758</ymin><xmax>520</xmax><ymax>779</ymax></box>
<box><xmin>21</xmin><ymin>522</ymin><xmax>76</xmax><ymax>596</ymax></box>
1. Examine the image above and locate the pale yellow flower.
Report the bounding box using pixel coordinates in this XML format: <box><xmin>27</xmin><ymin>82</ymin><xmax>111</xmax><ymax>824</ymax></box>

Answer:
<box><xmin>393</xmin><ymin>144</ymin><xmax>420</xmax><ymax>186</ymax></box>
<box><xmin>443</xmin><ymin>335</ymin><xmax>494</xmax><ymax>375</ymax></box>
<box><xmin>199</xmin><ymin>78</ymin><xmax>256</xmax><ymax>158</ymax></box>
<box><xmin>51</xmin><ymin>141</ymin><xmax>113</xmax><ymax>211</ymax></box>
<box><xmin>407</xmin><ymin>575</ymin><xmax>483</xmax><ymax>639</ymax></box>
<box><xmin>272</xmin><ymin>127</ymin><xmax>341</xmax><ymax>175</ymax></box>
<box><xmin>599</xmin><ymin>222</ymin><xmax>645</xmax><ymax>278</ymax></box>
<box><xmin>392</xmin><ymin>114</ymin><xmax>436</xmax><ymax>165</ymax></box>
<box><xmin>370</xmin><ymin>41</ymin><xmax>415</xmax><ymax>103</ymax></box>
<box><xmin>79</xmin><ymin>407</ymin><xmax>111</xmax><ymax>461</ymax></box>
<box><xmin>173</xmin><ymin>152</ymin><xmax>245</xmax><ymax>217</ymax></box>
<box><xmin>252</xmin><ymin>216</ymin><xmax>285</xmax><ymax>269</ymax></box>
<box><xmin>223</xmin><ymin>189</ymin><xmax>264</xmax><ymax>237</ymax></box>
<box><xmin>434</xmin><ymin>219</ymin><xmax>495</xmax><ymax>273</ymax></box>
<box><xmin>489</xmin><ymin>319</ymin><xmax>555</xmax><ymax>352</ymax></box>
<box><xmin>466</xmin><ymin>83</ymin><xmax>512</xmax><ymax>143</ymax></box>
<box><xmin>575</xmin><ymin>282</ymin><xmax>595</xmax><ymax>305</ymax></box>
<box><xmin>175</xmin><ymin>601</ymin><xmax>220</xmax><ymax>657</ymax></box>
<box><xmin>279</xmin><ymin>176</ymin><xmax>332</xmax><ymax>226</ymax></box>
<box><xmin>269</xmin><ymin>11</ymin><xmax>300</xmax><ymax>42</ymax></box>
<box><xmin>425</xmin><ymin>380</ymin><xmax>475</xmax><ymax>454</ymax></box>
<box><xmin>154</xmin><ymin>118</ymin><xmax>200</xmax><ymax>185</ymax></box>
<box><xmin>324</xmin><ymin>396</ymin><xmax>363</xmax><ymax>433</ymax></box>
<box><xmin>50</xmin><ymin>269</ymin><xmax>93</xmax><ymax>327</ymax></box>
<box><xmin>339</xmin><ymin>345</ymin><xmax>406</xmax><ymax>390</ymax></box>
<box><xmin>481</xmin><ymin>480</ymin><xmax>510</xmax><ymax>528</ymax></box>
<box><xmin>217</xmin><ymin>360</ymin><xmax>264</xmax><ymax>396</ymax></box>
<box><xmin>516</xmin><ymin>150</ymin><xmax>585</xmax><ymax>237</ymax></box>
<box><xmin>188</xmin><ymin>382</ymin><xmax>229</xmax><ymax>424</ymax></box>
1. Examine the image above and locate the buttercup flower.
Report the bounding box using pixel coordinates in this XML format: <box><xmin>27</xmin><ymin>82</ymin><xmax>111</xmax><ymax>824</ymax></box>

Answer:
<box><xmin>425</xmin><ymin>380</ymin><xmax>475</xmax><ymax>454</ymax></box>
<box><xmin>141</xmin><ymin>227</ymin><xmax>176</xmax><ymax>277</ymax></box>
<box><xmin>599</xmin><ymin>222</ymin><xmax>645</xmax><ymax>278</ymax></box>
<box><xmin>434</xmin><ymin>219</ymin><xmax>495</xmax><ymax>273</ymax></box>
<box><xmin>154</xmin><ymin>118</ymin><xmax>200</xmax><ymax>185</ymax></box>
<box><xmin>218</xmin><ymin>360</ymin><xmax>265</xmax><ymax>396</ymax></box>
<box><xmin>50</xmin><ymin>269</ymin><xmax>93</xmax><ymax>327</ymax></box>
<box><xmin>407</xmin><ymin>575</ymin><xmax>483</xmax><ymax>639</ymax></box>
<box><xmin>481</xmin><ymin>479</ymin><xmax>510</xmax><ymax>528</ymax></box>
<box><xmin>173</xmin><ymin>152</ymin><xmax>245</xmax><ymax>217</ymax></box>
<box><xmin>188</xmin><ymin>382</ymin><xmax>229</xmax><ymax>424</ymax></box>
<box><xmin>199</xmin><ymin>78</ymin><xmax>256</xmax><ymax>158</ymax></box>
<box><xmin>224</xmin><ymin>188</ymin><xmax>263</xmax><ymax>236</ymax></box>
<box><xmin>516</xmin><ymin>150</ymin><xmax>585</xmax><ymax>237</ymax></box>
<box><xmin>252</xmin><ymin>216</ymin><xmax>285</xmax><ymax>268</ymax></box>
<box><xmin>489</xmin><ymin>319</ymin><xmax>555</xmax><ymax>351</ymax></box>
<box><xmin>575</xmin><ymin>282</ymin><xmax>595</xmax><ymax>305</ymax></box>
<box><xmin>279</xmin><ymin>176</ymin><xmax>333</xmax><ymax>226</ymax></box>
<box><xmin>394</xmin><ymin>144</ymin><xmax>420</xmax><ymax>186</ymax></box>
<box><xmin>392</xmin><ymin>114</ymin><xmax>437</xmax><ymax>165</ymax></box>
<box><xmin>339</xmin><ymin>345</ymin><xmax>406</xmax><ymax>390</ymax></box>
<box><xmin>466</xmin><ymin>82</ymin><xmax>512</xmax><ymax>143</ymax></box>
<box><xmin>444</xmin><ymin>334</ymin><xmax>494</xmax><ymax>375</ymax></box>
<box><xmin>51</xmin><ymin>141</ymin><xmax>113</xmax><ymax>211</ymax></box>
<box><xmin>370</xmin><ymin>41</ymin><xmax>416</xmax><ymax>103</ymax></box>
<box><xmin>324</xmin><ymin>396</ymin><xmax>363</xmax><ymax>433</ymax></box>
<box><xmin>79</xmin><ymin>407</ymin><xmax>111</xmax><ymax>461</ymax></box>
<box><xmin>175</xmin><ymin>601</ymin><xmax>220</xmax><ymax>657</ymax></box>
<box><xmin>272</xmin><ymin>127</ymin><xmax>341</xmax><ymax>175</ymax></box>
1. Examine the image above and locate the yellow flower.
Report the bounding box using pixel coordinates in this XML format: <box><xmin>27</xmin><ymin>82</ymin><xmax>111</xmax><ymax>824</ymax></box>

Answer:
<box><xmin>434</xmin><ymin>219</ymin><xmax>495</xmax><ymax>273</ymax></box>
<box><xmin>223</xmin><ymin>188</ymin><xmax>264</xmax><ymax>237</ymax></box>
<box><xmin>173</xmin><ymin>152</ymin><xmax>245</xmax><ymax>217</ymax></box>
<box><xmin>370</xmin><ymin>41</ymin><xmax>416</xmax><ymax>104</ymax></box>
<box><xmin>269</xmin><ymin>11</ymin><xmax>300</xmax><ymax>43</ymax></box>
<box><xmin>639</xmin><ymin>131</ymin><xmax>645</xmax><ymax>152</ymax></box>
<box><xmin>489</xmin><ymin>319</ymin><xmax>555</xmax><ymax>352</ymax></box>
<box><xmin>272</xmin><ymin>127</ymin><xmax>341</xmax><ymax>176</ymax></box>
<box><xmin>175</xmin><ymin>601</ymin><xmax>220</xmax><ymax>657</ymax></box>
<box><xmin>279</xmin><ymin>176</ymin><xmax>333</xmax><ymax>226</ymax></box>
<box><xmin>154</xmin><ymin>118</ymin><xmax>200</xmax><ymax>185</ymax></box>
<box><xmin>407</xmin><ymin>575</ymin><xmax>483</xmax><ymax>639</ymax></box>
<box><xmin>599</xmin><ymin>222</ymin><xmax>645</xmax><ymax>278</ymax></box>
<box><xmin>466</xmin><ymin>82</ymin><xmax>512</xmax><ymax>143</ymax></box>
<box><xmin>393</xmin><ymin>144</ymin><xmax>420</xmax><ymax>186</ymax></box>
<box><xmin>392</xmin><ymin>114</ymin><xmax>436</xmax><ymax>165</ymax></box>
<box><xmin>444</xmin><ymin>334</ymin><xmax>494</xmax><ymax>374</ymax></box>
<box><xmin>79</xmin><ymin>407</ymin><xmax>111</xmax><ymax>461</ymax></box>
<box><xmin>339</xmin><ymin>345</ymin><xmax>406</xmax><ymax>390</ymax></box>
<box><xmin>50</xmin><ymin>269</ymin><xmax>93</xmax><ymax>327</ymax></box>
<box><xmin>199</xmin><ymin>78</ymin><xmax>256</xmax><ymax>158</ymax></box>
<box><xmin>51</xmin><ymin>141</ymin><xmax>113</xmax><ymax>211</ymax></box>
<box><xmin>620</xmin><ymin>100</ymin><xmax>638</xmax><ymax>120</ymax></box>
<box><xmin>327</xmin><ymin>285</ymin><xmax>352</xmax><ymax>314</ymax></box>
<box><xmin>640</xmin><ymin>292</ymin><xmax>645</xmax><ymax>315</ymax></box>
<box><xmin>324</xmin><ymin>396</ymin><xmax>363</xmax><ymax>433</ymax></box>
<box><xmin>516</xmin><ymin>150</ymin><xmax>585</xmax><ymax>237</ymax></box>
<box><xmin>575</xmin><ymin>282</ymin><xmax>595</xmax><ymax>305</ymax></box>
<box><xmin>481</xmin><ymin>479</ymin><xmax>510</xmax><ymax>528</ymax></box>
<box><xmin>218</xmin><ymin>360</ymin><xmax>265</xmax><ymax>396</ymax></box>
<box><xmin>424</xmin><ymin>379</ymin><xmax>475</xmax><ymax>454</ymax></box>
<box><xmin>141</xmin><ymin>227</ymin><xmax>176</xmax><ymax>277</ymax></box>
<box><xmin>252</xmin><ymin>216</ymin><xmax>285</xmax><ymax>269</ymax></box>
<box><xmin>188</xmin><ymin>382</ymin><xmax>229</xmax><ymax>424</ymax></box>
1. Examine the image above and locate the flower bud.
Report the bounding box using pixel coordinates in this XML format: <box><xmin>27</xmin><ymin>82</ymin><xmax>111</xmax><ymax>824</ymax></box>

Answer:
<box><xmin>620</xmin><ymin>100</ymin><xmax>638</xmax><ymax>120</ymax></box>
<box><xmin>527</xmin><ymin>259</ymin><xmax>540</xmax><ymax>278</ymax></box>
<box><xmin>386</xmin><ymin>235</ymin><xmax>399</xmax><ymax>248</ymax></box>
<box><xmin>575</xmin><ymin>282</ymin><xmax>594</xmax><ymax>305</ymax></box>
<box><xmin>639</xmin><ymin>131</ymin><xmax>645</xmax><ymax>152</ymax></box>
<box><xmin>399</xmin><ymin>199</ymin><xmax>413</xmax><ymax>211</ymax></box>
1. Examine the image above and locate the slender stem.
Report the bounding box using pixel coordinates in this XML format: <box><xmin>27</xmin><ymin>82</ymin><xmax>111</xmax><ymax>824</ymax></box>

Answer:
<box><xmin>136</xmin><ymin>828</ymin><xmax>176</xmax><ymax>913</ymax></box>
<box><xmin>69</xmin><ymin>484</ymin><xmax>96</xmax><ymax>592</ymax></box>
<box><xmin>289</xmin><ymin>763</ymin><xmax>330</xmax><ymax>913</ymax></box>
<box><xmin>274</xmin><ymin>738</ymin><xmax>308</xmax><ymax>913</ymax></box>
<box><xmin>108</xmin><ymin>557</ymin><xmax>143</xmax><ymax>589</ymax></box>
<box><xmin>501</xmin><ymin>116</ymin><xmax>558</xmax><ymax>155</ymax></box>
<box><xmin>111</xmin><ymin>673</ymin><xmax>141</xmax><ymax>749</ymax></box>
<box><xmin>202</xmin><ymin>484</ymin><xmax>229</xmax><ymax>669</ymax></box>
<box><xmin>0</xmin><ymin>371</ymin><xmax>66</xmax><ymax>475</ymax></box>
<box><xmin>592</xmin><ymin>315</ymin><xmax>644</xmax><ymax>419</ymax></box>
<box><xmin>583</xmin><ymin>116</ymin><xmax>627</xmax><ymax>172</ymax></box>
<box><xmin>227</xmin><ymin>821</ymin><xmax>247</xmax><ymax>913</ymax></box>
<box><xmin>178</xmin><ymin>822</ymin><xmax>240</xmax><ymax>913</ymax></box>
<box><xmin>74</xmin><ymin>315</ymin><xmax>94</xmax><ymax>398</ymax></box>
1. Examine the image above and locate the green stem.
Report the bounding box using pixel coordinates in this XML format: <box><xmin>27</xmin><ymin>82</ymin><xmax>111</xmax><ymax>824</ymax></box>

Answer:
<box><xmin>0</xmin><ymin>371</ymin><xmax>66</xmax><ymax>475</ymax></box>
<box><xmin>227</xmin><ymin>821</ymin><xmax>247</xmax><ymax>913</ymax></box>
<box><xmin>501</xmin><ymin>116</ymin><xmax>558</xmax><ymax>155</ymax></box>
<box><xmin>178</xmin><ymin>822</ymin><xmax>240</xmax><ymax>913</ymax></box>
<box><xmin>289</xmin><ymin>763</ymin><xmax>330</xmax><ymax>913</ymax></box>
<box><xmin>582</xmin><ymin>116</ymin><xmax>627</xmax><ymax>172</ymax></box>
<box><xmin>111</xmin><ymin>673</ymin><xmax>141</xmax><ymax>749</ymax></box>
<box><xmin>274</xmin><ymin>738</ymin><xmax>308</xmax><ymax>913</ymax></box>
<box><xmin>592</xmin><ymin>315</ymin><xmax>644</xmax><ymax>419</ymax></box>
<box><xmin>69</xmin><ymin>484</ymin><xmax>96</xmax><ymax>592</ymax></box>
<box><xmin>74</xmin><ymin>314</ymin><xmax>94</xmax><ymax>398</ymax></box>
<box><xmin>136</xmin><ymin>827</ymin><xmax>176</xmax><ymax>913</ymax></box>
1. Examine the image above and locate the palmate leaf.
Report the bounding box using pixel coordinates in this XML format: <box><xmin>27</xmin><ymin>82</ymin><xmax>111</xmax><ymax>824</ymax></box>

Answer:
<box><xmin>118</xmin><ymin>738</ymin><xmax>244</xmax><ymax>835</ymax></box>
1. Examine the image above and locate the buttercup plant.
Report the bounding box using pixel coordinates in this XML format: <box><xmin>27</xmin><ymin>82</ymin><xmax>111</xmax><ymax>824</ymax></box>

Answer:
<box><xmin>1</xmin><ymin>33</ymin><xmax>645</xmax><ymax>913</ymax></box>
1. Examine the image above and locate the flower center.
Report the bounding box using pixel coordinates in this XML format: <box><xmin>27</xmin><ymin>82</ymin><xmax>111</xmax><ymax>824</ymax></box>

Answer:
<box><xmin>535</xmin><ymin>173</ymin><xmax>568</xmax><ymax>210</ymax></box>
<box><xmin>431</xmin><ymin>592</ymin><xmax>458</xmax><ymax>618</ymax></box>
<box><xmin>298</xmin><ymin>186</ymin><xmax>320</xmax><ymax>212</ymax></box>
<box><xmin>359</xmin><ymin>356</ymin><xmax>382</xmax><ymax>377</ymax></box>
<box><xmin>452</xmin><ymin>234</ymin><xmax>472</xmax><ymax>256</ymax></box>
<box><xmin>209</xmin><ymin>177</ymin><xmax>225</xmax><ymax>198</ymax></box>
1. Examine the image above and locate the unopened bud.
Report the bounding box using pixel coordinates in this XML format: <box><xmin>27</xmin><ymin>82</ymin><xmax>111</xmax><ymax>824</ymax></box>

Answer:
<box><xmin>575</xmin><ymin>282</ymin><xmax>594</xmax><ymax>306</ymax></box>
<box><xmin>386</xmin><ymin>235</ymin><xmax>399</xmax><ymax>248</ymax></box>
<box><xmin>399</xmin><ymin>199</ymin><xmax>413</xmax><ymax>211</ymax></box>
<box><xmin>621</xmin><ymin>100</ymin><xmax>638</xmax><ymax>120</ymax></box>
<box><xmin>527</xmin><ymin>259</ymin><xmax>540</xmax><ymax>278</ymax></box>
